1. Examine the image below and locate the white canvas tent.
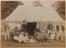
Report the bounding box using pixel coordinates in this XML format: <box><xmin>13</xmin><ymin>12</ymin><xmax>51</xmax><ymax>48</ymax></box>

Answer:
<box><xmin>3</xmin><ymin>2</ymin><xmax>64</xmax><ymax>29</ymax></box>
<box><xmin>4</xmin><ymin>4</ymin><xmax>64</xmax><ymax>22</ymax></box>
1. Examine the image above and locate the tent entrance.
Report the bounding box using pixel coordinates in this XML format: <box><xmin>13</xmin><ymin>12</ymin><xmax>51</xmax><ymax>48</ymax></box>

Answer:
<box><xmin>27</xmin><ymin>22</ymin><xmax>37</xmax><ymax>36</ymax></box>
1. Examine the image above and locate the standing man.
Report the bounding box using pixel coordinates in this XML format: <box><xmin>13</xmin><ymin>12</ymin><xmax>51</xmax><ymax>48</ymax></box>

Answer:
<box><xmin>56</xmin><ymin>25</ymin><xmax>64</xmax><ymax>40</ymax></box>
<box><xmin>20</xmin><ymin>20</ymin><xmax>27</xmax><ymax>32</ymax></box>
<box><xmin>56</xmin><ymin>24</ymin><xmax>59</xmax><ymax>40</ymax></box>
<box><xmin>4</xmin><ymin>21</ymin><xmax>10</xmax><ymax>40</ymax></box>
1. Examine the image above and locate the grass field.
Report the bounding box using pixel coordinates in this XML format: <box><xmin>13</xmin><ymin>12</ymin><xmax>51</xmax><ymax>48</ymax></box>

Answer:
<box><xmin>1</xmin><ymin>35</ymin><xmax>65</xmax><ymax>48</ymax></box>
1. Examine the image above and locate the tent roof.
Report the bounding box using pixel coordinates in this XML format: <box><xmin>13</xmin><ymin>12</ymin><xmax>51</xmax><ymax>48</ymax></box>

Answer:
<box><xmin>4</xmin><ymin>5</ymin><xmax>64</xmax><ymax>22</ymax></box>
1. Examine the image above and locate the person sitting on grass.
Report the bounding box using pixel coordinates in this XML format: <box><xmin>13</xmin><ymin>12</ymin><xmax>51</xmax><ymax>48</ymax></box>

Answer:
<box><xmin>13</xmin><ymin>32</ymin><xmax>29</xmax><ymax>43</ymax></box>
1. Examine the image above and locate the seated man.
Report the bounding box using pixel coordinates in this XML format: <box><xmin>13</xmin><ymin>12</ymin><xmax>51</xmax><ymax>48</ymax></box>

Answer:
<box><xmin>10</xmin><ymin>27</ymin><xmax>20</xmax><ymax>39</ymax></box>
<box><xmin>50</xmin><ymin>29</ymin><xmax>55</xmax><ymax>40</ymax></box>
<box><xmin>29</xmin><ymin>37</ymin><xmax>36</xmax><ymax>43</ymax></box>
<box><xmin>39</xmin><ymin>30</ymin><xmax>50</xmax><ymax>42</ymax></box>
<box><xmin>36</xmin><ymin>32</ymin><xmax>44</xmax><ymax>42</ymax></box>
<box><xmin>13</xmin><ymin>32</ymin><xmax>29</xmax><ymax>43</ymax></box>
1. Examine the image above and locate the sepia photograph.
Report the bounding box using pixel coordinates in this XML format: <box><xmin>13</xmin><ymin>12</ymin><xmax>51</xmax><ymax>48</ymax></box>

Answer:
<box><xmin>1</xmin><ymin>0</ymin><xmax>65</xmax><ymax>48</ymax></box>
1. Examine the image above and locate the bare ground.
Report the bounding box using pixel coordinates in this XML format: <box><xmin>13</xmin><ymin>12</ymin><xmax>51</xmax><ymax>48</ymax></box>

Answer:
<box><xmin>1</xmin><ymin>35</ymin><xmax>65</xmax><ymax>48</ymax></box>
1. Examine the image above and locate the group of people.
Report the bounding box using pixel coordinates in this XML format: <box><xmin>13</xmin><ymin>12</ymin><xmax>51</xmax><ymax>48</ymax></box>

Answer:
<box><xmin>3</xmin><ymin>21</ymin><xmax>65</xmax><ymax>43</ymax></box>
<box><xmin>47</xmin><ymin>23</ymin><xmax>65</xmax><ymax>40</ymax></box>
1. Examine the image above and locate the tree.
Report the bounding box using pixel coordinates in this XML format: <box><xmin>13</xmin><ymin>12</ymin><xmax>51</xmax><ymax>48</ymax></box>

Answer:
<box><xmin>1</xmin><ymin>1</ymin><xmax>24</xmax><ymax>20</ymax></box>
<box><xmin>52</xmin><ymin>1</ymin><xmax>65</xmax><ymax>20</ymax></box>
